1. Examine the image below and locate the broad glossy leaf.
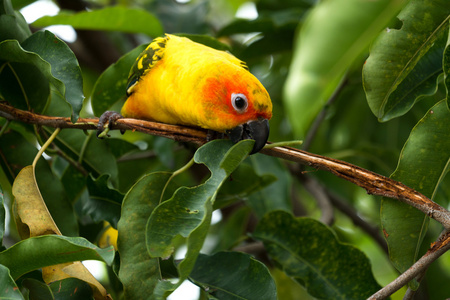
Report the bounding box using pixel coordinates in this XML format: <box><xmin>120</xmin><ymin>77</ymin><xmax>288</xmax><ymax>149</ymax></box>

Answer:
<box><xmin>91</xmin><ymin>44</ymin><xmax>147</xmax><ymax>116</ymax></box>
<box><xmin>363</xmin><ymin>0</ymin><xmax>450</xmax><ymax>121</ymax></box>
<box><xmin>0</xmin><ymin>31</ymin><xmax>84</xmax><ymax>121</ymax></box>
<box><xmin>253</xmin><ymin>211</ymin><xmax>381</xmax><ymax>300</ymax></box>
<box><xmin>190</xmin><ymin>252</ymin><xmax>277</xmax><ymax>300</ymax></box>
<box><xmin>283</xmin><ymin>0</ymin><xmax>407</xmax><ymax>138</ymax></box>
<box><xmin>148</xmin><ymin>140</ymin><xmax>254</xmax><ymax>298</ymax></box>
<box><xmin>0</xmin><ymin>0</ymin><xmax>31</xmax><ymax>42</ymax></box>
<box><xmin>84</xmin><ymin>174</ymin><xmax>123</xmax><ymax>228</ymax></box>
<box><xmin>118</xmin><ymin>172</ymin><xmax>171</xmax><ymax>300</ymax></box>
<box><xmin>32</xmin><ymin>6</ymin><xmax>163</xmax><ymax>37</ymax></box>
<box><xmin>0</xmin><ymin>235</ymin><xmax>114</xmax><ymax>280</ymax></box>
<box><xmin>0</xmin><ymin>264</ymin><xmax>24</xmax><ymax>299</ymax></box>
<box><xmin>381</xmin><ymin>100</ymin><xmax>450</xmax><ymax>281</ymax></box>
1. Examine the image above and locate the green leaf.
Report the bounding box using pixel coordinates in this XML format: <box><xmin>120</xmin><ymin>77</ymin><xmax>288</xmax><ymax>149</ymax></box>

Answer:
<box><xmin>0</xmin><ymin>0</ymin><xmax>31</xmax><ymax>43</ymax></box>
<box><xmin>84</xmin><ymin>174</ymin><xmax>123</xmax><ymax>228</ymax></box>
<box><xmin>247</xmin><ymin>155</ymin><xmax>292</xmax><ymax>218</ymax></box>
<box><xmin>190</xmin><ymin>252</ymin><xmax>277</xmax><ymax>300</ymax></box>
<box><xmin>47</xmin><ymin>129</ymin><xmax>119</xmax><ymax>186</ymax></box>
<box><xmin>253</xmin><ymin>211</ymin><xmax>381</xmax><ymax>300</ymax></box>
<box><xmin>22</xmin><ymin>278</ymin><xmax>54</xmax><ymax>300</ymax></box>
<box><xmin>32</xmin><ymin>6</ymin><xmax>163</xmax><ymax>38</ymax></box>
<box><xmin>147</xmin><ymin>139</ymin><xmax>254</xmax><ymax>298</ymax></box>
<box><xmin>0</xmin><ymin>235</ymin><xmax>114</xmax><ymax>280</ymax></box>
<box><xmin>211</xmin><ymin>206</ymin><xmax>251</xmax><ymax>252</ymax></box>
<box><xmin>91</xmin><ymin>43</ymin><xmax>147</xmax><ymax>116</ymax></box>
<box><xmin>11</xmin><ymin>0</ymin><xmax>36</xmax><ymax>10</ymax></box>
<box><xmin>381</xmin><ymin>100</ymin><xmax>450</xmax><ymax>283</ymax></box>
<box><xmin>23</xmin><ymin>277</ymin><xmax>94</xmax><ymax>300</ymax></box>
<box><xmin>283</xmin><ymin>0</ymin><xmax>407</xmax><ymax>138</ymax></box>
<box><xmin>218</xmin><ymin>9</ymin><xmax>305</xmax><ymax>37</ymax></box>
<box><xmin>50</xmin><ymin>278</ymin><xmax>94</xmax><ymax>300</ymax></box>
<box><xmin>0</xmin><ymin>264</ymin><xmax>24</xmax><ymax>299</ymax></box>
<box><xmin>363</xmin><ymin>0</ymin><xmax>450</xmax><ymax>121</ymax></box>
<box><xmin>0</xmin><ymin>31</ymin><xmax>84</xmax><ymax>121</ymax></box>
<box><xmin>216</xmin><ymin>163</ymin><xmax>276</xmax><ymax>209</ymax></box>
<box><xmin>118</xmin><ymin>172</ymin><xmax>171</xmax><ymax>300</ymax></box>
<box><xmin>0</xmin><ymin>184</ymin><xmax>5</xmax><ymax>246</ymax></box>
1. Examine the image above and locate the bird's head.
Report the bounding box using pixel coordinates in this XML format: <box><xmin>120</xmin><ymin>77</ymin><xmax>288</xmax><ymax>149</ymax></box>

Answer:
<box><xmin>200</xmin><ymin>66</ymin><xmax>272</xmax><ymax>154</ymax></box>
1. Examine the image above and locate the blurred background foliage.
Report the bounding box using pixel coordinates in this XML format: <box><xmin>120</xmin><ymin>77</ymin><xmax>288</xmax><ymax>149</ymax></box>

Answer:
<box><xmin>1</xmin><ymin>0</ymin><xmax>450</xmax><ymax>299</ymax></box>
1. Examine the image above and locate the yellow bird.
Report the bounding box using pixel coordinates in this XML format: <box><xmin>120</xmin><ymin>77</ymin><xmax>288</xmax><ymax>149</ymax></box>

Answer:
<box><xmin>99</xmin><ymin>34</ymin><xmax>272</xmax><ymax>154</ymax></box>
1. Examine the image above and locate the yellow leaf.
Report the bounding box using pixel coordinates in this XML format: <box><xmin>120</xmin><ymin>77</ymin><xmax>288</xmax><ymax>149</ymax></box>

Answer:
<box><xmin>43</xmin><ymin>262</ymin><xmax>111</xmax><ymax>300</ymax></box>
<box><xmin>12</xmin><ymin>165</ymin><xmax>60</xmax><ymax>238</ymax></box>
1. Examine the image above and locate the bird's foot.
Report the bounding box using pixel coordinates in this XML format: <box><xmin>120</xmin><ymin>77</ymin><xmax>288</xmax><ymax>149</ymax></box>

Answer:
<box><xmin>97</xmin><ymin>111</ymin><xmax>125</xmax><ymax>138</ymax></box>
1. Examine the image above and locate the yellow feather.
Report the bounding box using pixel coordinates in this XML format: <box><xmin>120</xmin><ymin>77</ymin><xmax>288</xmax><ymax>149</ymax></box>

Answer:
<box><xmin>121</xmin><ymin>34</ymin><xmax>272</xmax><ymax>132</ymax></box>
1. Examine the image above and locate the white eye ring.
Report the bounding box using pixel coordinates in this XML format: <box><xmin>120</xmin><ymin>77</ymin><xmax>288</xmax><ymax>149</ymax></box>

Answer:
<box><xmin>231</xmin><ymin>93</ymin><xmax>248</xmax><ymax>113</ymax></box>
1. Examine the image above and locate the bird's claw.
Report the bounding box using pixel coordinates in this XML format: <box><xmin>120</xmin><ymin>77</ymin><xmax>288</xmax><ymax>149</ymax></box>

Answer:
<box><xmin>97</xmin><ymin>111</ymin><xmax>124</xmax><ymax>139</ymax></box>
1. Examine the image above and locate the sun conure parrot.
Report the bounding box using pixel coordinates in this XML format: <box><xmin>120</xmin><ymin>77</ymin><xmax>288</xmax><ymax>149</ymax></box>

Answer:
<box><xmin>98</xmin><ymin>34</ymin><xmax>272</xmax><ymax>154</ymax></box>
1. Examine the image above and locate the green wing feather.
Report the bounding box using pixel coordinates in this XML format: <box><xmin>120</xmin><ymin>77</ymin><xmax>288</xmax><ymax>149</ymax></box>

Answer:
<box><xmin>126</xmin><ymin>35</ymin><xmax>168</xmax><ymax>96</ymax></box>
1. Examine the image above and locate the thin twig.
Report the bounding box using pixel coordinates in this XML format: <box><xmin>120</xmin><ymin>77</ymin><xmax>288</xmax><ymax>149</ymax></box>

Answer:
<box><xmin>298</xmin><ymin>174</ymin><xmax>335</xmax><ymax>225</ymax></box>
<box><xmin>368</xmin><ymin>230</ymin><xmax>450</xmax><ymax>299</ymax></box>
<box><xmin>302</xmin><ymin>77</ymin><xmax>348</xmax><ymax>151</ymax></box>
<box><xmin>1</xmin><ymin>102</ymin><xmax>450</xmax><ymax>230</ymax></box>
<box><xmin>326</xmin><ymin>191</ymin><xmax>388</xmax><ymax>254</ymax></box>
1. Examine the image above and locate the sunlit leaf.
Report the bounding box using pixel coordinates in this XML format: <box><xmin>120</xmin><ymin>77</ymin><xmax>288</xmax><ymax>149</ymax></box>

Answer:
<box><xmin>253</xmin><ymin>211</ymin><xmax>381</xmax><ymax>299</ymax></box>
<box><xmin>283</xmin><ymin>0</ymin><xmax>407</xmax><ymax>137</ymax></box>
<box><xmin>381</xmin><ymin>100</ymin><xmax>450</xmax><ymax>285</ymax></box>
<box><xmin>148</xmin><ymin>140</ymin><xmax>254</xmax><ymax>298</ymax></box>
<box><xmin>32</xmin><ymin>6</ymin><xmax>163</xmax><ymax>37</ymax></box>
<box><xmin>0</xmin><ymin>235</ymin><xmax>114</xmax><ymax>280</ymax></box>
<box><xmin>363</xmin><ymin>0</ymin><xmax>450</xmax><ymax>121</ymax></box>
<box><xmin>190</xmin><ymin>252</ymin><xmax>277</xmax><ymax>300</ymax></box>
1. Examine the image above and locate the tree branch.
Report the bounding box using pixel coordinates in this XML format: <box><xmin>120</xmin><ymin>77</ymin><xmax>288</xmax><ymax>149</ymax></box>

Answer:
<box><xmin>2</xmin><ymin>102</ymin><xmax>450</xmax><ymax>230</ymax></box>
<box><xmin>368</xmin><ymin>230</ymin><xmax>450</xmax><ymax>299</ymax></box>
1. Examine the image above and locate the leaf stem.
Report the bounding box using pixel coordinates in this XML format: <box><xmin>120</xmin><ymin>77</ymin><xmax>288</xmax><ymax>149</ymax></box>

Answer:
<box><xmin>33</xmin><ymin>128</ymin><xmax>61</xmax><ymax>168</ymax></box>
<box><xmin>160</xmin><ymin>157</ymin><xmax>195</xmax><ymax>203</ymax></box>
<box><xmin>0</xmin><ymin>119</ymin><xmax>10</xmax><ymax>137</ymax></box>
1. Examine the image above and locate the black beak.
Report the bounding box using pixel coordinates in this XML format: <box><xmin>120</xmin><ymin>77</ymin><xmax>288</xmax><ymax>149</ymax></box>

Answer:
<box><xmin>227</xmin><ymin>118</ymin><xmax>270</xmax><ymax>155</ymax></box>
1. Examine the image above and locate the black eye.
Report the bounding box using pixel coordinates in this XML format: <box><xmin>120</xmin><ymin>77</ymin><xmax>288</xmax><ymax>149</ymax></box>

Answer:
<box><xmin>231</xmin><ymin>93</ymin><xmax>248</xmax><ymax>113</ymax></box>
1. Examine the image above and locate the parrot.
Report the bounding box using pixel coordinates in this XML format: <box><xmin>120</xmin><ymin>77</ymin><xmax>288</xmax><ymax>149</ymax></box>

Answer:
<box><xmin>98</xmin><ymin>34</ymin><xmax>272</xmax><ymax>154</ymax></box>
